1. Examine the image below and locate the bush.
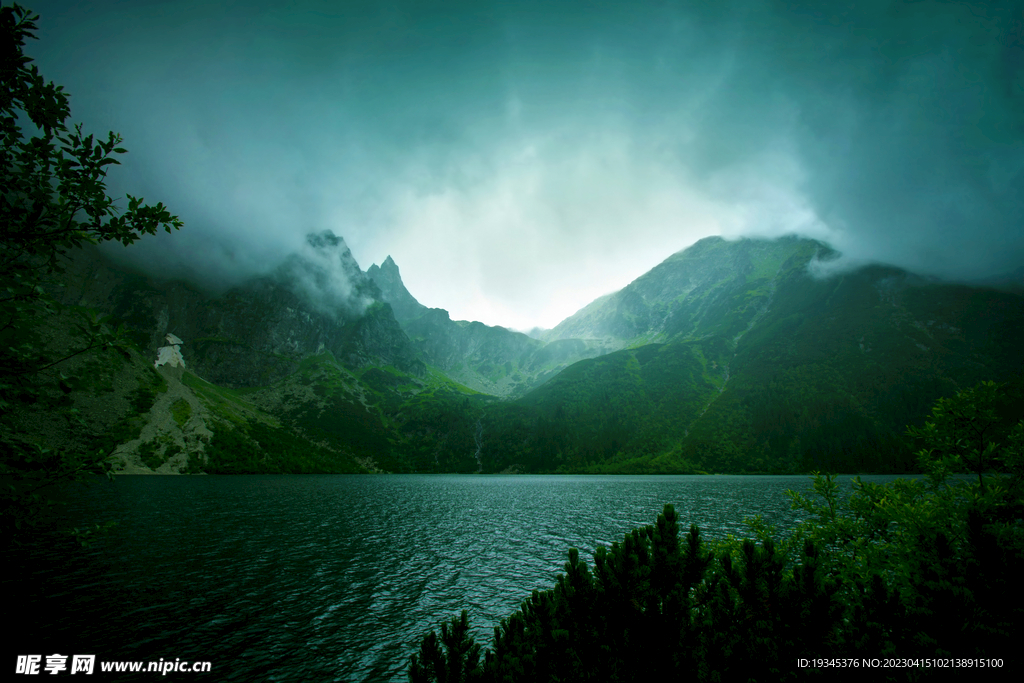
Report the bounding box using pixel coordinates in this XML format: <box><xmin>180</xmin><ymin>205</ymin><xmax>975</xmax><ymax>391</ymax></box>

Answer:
<box><xmin>410</xmin><ymin>381</ymin><xmax>1024</xmax><ymax>680</ymax></box>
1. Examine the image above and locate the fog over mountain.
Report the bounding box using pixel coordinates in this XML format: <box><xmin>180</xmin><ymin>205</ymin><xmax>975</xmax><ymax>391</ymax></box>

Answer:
<box><xmin>26</xmin><ymin>0</ymin><xmax>1024</xmax><ymax>330</ymax></box>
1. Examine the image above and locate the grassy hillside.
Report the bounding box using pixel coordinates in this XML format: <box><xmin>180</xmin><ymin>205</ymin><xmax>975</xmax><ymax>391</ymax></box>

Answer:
<box><xmin>472</xmin><ymin>258</ymin><xmax>1024</xmax><ymax>475</ymax></box>
<box><xmin>21</xmin><ymin>237</ymin><xmax>1024</xmax><ymax>477</ymax></box>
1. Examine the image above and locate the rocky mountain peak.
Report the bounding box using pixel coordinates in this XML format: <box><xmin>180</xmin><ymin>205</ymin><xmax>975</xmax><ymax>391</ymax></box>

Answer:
<box><xmin>300</xmin><ymin>230</ymin><xmax>364</xmax><ymax>281</ymax></box>
<box><xmin>368</xmin><ymin>255</ymin><xmax>403</xmax><ymax>288</ymax></box>
<box><xmin>306</xmin><ymin>229</ymin><xmax>348</xmax><ymax>251</ymax></box>
<box><xmin>367</xmin><ymin>256</ymin><xmax>427</xmax><ymax>325</ymax></box>
<box><xmin>268</xmin><ymin>230</ymin><xmax>382</xmax><ymax>323</ymax></box>
<box><xmin>545</xmin><ymin>235</ymin><xmax>823</xmax><ymax>346</ymax></box>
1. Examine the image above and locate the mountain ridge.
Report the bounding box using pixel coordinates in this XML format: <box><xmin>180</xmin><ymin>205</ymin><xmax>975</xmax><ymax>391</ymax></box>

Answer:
<box><xmin>17</xmin><ymin>231</ymin><xmax>1024</xmax><ymax>476</ymax></box>
<box><xmin>366</xmin><ymin>256</ymin><xmax>428</xmax><ymax>325</ymax></box>
<box><xmin>476</xmin><ymin>236</ymin><xmax>1024</xmax><ymax>474</ymax></box>
<box><xmin>367</xmin><ymin>250</ymin><xmax>604</xmax><ymax>397</ymax></box>
<box><xmin>544</xmin><ymin>235</ymin><xmax>825</xmax><ymax>347</ymax></box>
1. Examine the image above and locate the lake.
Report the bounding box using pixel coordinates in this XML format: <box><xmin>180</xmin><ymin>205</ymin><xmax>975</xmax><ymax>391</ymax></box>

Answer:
<box><xmin>4</xmin><ymin>474</ymin><xmax>903</xmax><ymax>681</ymax></box>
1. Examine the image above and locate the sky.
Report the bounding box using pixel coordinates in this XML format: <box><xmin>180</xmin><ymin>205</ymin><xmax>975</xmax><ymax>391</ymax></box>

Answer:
<box><xmin>19</xmin><ymin>0</ymin><xmax>1024</xmax><ymax>330</ymax></box>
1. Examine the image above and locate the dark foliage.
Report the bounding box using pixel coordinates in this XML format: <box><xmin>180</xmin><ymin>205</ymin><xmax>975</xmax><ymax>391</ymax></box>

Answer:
<box><xmin>199</xmin><ymin>418</ymin><xmax>363</xmax><ymax>474</ymax></box>
<box><xmin>411</xmin><ymin>384</ymin><xmax>1024</xmax><ymax>680</ymax></box>
<box><xmin>1</xmin><ymin>3</ymin><xmax>181</xmax><ymax>543</ymax></box>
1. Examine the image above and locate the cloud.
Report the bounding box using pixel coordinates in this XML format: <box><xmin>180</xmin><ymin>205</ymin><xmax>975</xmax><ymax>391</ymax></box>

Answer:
<box><xmin>276</xmin><ymin>233</ymin><xmax>372</xmax><ymax>320</ymax></box>
<box><xmin>27</xmin><ymin>0</ymin><xmax>1024</xmax><ymax>329</ymax></box>
<box><xmin>379</xmin><ymin>127</ymin><xmax>733</xmax><ymax>329</ymax></box>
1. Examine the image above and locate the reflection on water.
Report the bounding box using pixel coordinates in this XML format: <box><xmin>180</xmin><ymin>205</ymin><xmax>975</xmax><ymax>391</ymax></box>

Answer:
<box><xmin>4</xmin><ymin>474</ymin><xmax>902</xmax><ymax>681</ymax></box>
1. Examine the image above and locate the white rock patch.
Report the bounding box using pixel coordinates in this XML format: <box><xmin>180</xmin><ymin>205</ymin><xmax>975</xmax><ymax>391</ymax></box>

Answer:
<box><xmin>155</xmin><ymin>333</ymin><xmax>186</xmax><ymax>368</ymax></box>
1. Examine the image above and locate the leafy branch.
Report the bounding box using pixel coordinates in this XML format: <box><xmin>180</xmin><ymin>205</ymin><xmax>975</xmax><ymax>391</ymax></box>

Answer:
<box><xmin>1</xmin><ymin>2</ymin><xmax>181</xmax><ymax>544</ymax></box>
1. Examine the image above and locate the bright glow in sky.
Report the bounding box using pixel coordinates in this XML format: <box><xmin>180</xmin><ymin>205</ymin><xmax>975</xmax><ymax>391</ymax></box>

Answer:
<box><xmin>24</xmin><ymin>0</ymin><xmax>1024</xmax><ymax>330</ymax></box>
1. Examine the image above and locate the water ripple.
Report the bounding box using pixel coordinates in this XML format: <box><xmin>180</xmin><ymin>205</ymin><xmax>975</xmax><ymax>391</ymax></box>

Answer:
<box><xmin>4</xmin><ymin>474</ymin><xmax>899</xmax><ymax>681</ymax></box>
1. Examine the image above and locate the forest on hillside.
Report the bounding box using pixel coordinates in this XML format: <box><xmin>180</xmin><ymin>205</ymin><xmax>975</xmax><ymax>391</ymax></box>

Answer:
<box><xmin>410</xmin><ymin>381</ymin><xmax>1024</xmax><ymax>681</ymax></box>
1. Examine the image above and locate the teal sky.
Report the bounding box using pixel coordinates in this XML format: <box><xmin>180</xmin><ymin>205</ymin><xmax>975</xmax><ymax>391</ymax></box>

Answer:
<box><xmin>20</xmin><ymin>0</ymin><xmax>1024</xmax><ymax>330</ymax></box>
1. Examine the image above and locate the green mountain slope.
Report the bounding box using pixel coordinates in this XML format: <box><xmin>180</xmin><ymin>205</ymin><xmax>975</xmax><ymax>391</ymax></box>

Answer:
<box><xmin>62</xmin><ymin>234</ymin><xmax>423</xmax><ymax>388</ymax></box>
<box><xmin>474</xmin><ymin>238</ymin><xmax>1024</xmax><ymax>474</ymax></box>
<box><xmin>368</xmin><ymin>256</ymin><xmax>605</xmax><ymax>397</ymax></box>
<box><xmin>22</xmin><ymin>240</ymin><xmax>487</xmax><ymax>474</ymax></box>
<box><xmin>25</xmin><ymin>233</ymin><xmax>1024</xmax><ymax>476</ymax></box>
<box><xmin>544</xmin><ymin>235</ymin><xmax>820</xmax><ymax>348</ymax></box>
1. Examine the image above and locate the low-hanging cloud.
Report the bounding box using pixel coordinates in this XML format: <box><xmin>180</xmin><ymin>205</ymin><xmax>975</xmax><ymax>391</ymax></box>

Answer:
<box><xmin>28</xmin><ymin>0</ymin><xmax>1024</xmax><ymax>329</ymax></box>
<box><xmin>276</xmin><ymin>233</ymin><xmax>372</xmax><ymax>321</ymax></box>
<box><xmin>380</xmin><ymin>128</ymin><xmax>735</xmax><ymax>330</ymax></box>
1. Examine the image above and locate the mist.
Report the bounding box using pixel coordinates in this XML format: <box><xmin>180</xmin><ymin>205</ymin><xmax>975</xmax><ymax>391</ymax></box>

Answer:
<box><xmin>277</xmin><ymin>232</ymin><xmax>373</xmax><ymax>321</ymax></box>
<box><xmin>24</xmin><ymin>0</ymin><xmax>1024</xmax><ymax>329</ymax></box>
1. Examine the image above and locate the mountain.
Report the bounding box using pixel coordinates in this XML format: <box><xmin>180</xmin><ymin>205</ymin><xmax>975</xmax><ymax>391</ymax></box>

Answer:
<box><xmin>62</xmin><ymin>231</ymin><xmax>423</xmax><ymax>388</ymax></box>
<box><xmin>478</xmin><ymin>236</ymin><xmax>1024</xmax><ymax>474</ymax></box>
<box><xmin>545</xmin><ymin>235</ymin><xmax>822</xmax><ymax>348</ymax></box>
<box><xmin>15</xmin><ymin>231</ymin><xmax>1024</xmax><ymax>476</ymax></box>
<box><xmin>31</xmin><ymin>232</ymin><xmax>460</xmax><ymax>474</ymax></box>
<box><xmin>368</xmin><ymin>254</ymin><xmax>602</xmax><ymax>397</ymax></box>
<box><xmin>365</xmin><ymin>256</ymin><xmax>427</xmax><ymax>325</ymax></box>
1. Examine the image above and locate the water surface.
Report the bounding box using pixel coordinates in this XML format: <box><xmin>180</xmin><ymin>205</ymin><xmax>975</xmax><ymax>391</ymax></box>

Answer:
<box><xmin>5</xmin><ymin>474</ymin><xmax>899</xmax><ymax>681</ymax></box>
